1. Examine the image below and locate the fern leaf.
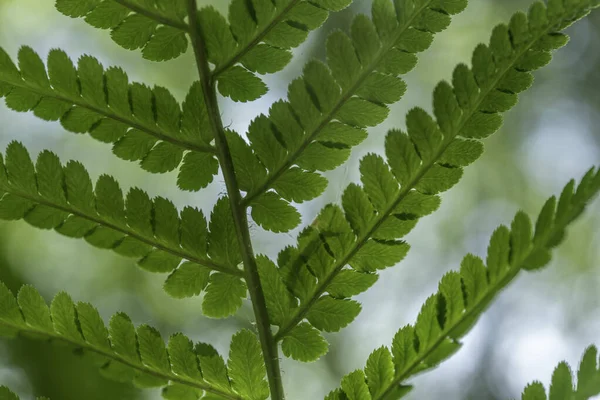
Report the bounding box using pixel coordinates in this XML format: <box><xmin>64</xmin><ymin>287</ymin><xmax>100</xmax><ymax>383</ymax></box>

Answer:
<box><xmin>228</xmin><ymin>330</ymin><xmax>270</xmax><ymax>400</ymax></box>
<box><xmin>55</xmin><ymin>0</ymin><xmax>188</xmax><ymax>61</ymax></box>
<box><xmin>0</xmin><ymin>283</ymin><xmax>253</xmax><ymax>400</ymax></box>
<box><xmin>520</xmin><ymin>345</ymin><xmax>600</xmax><ymax>400</ymax></box>
<box><xmin>0</xmin><ymin>47</ymin><xmax>219</xmax><ymax>191</ymax></box>
<box><xmin>199</xmin><ymin>0</ymin><xmax>353</xmax><ymax>102</ymax></box>
<box><xmin>0</xmin><ymin>144</ymin><xmax>246</xmax><ymax>305</ymax></box>
<box><xmin>237</xmin><ymin>0</ymin><xmax>467</xmax><ymax>232</ymax></box>
<box><xmin>271</xmin><ymin>0</ymin><xmax>600</xmax><ymax>360</ymax></box>
<box><xmin>326</xmin><ymin>168</ymin><xmax>600</xmax><ymax>399</ymax></box>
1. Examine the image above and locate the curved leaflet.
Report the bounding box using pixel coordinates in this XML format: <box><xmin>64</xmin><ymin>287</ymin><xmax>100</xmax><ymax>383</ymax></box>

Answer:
<box><xmin>0</xmin><ymin>46</ymin><xmax>219</xmax><ymax>191</ymax></box>
<box><xmin>327</xmin><ymin>167</ymin><xmax>600</xmax><ymax>399</ymax></box>
<box><xmin>235</xmin><ymin>0</ymin><xmax>467</xmax><ymax>232</ymax></box>
<box><xmin>0</xmin><ymin>282</ymin><xmax>272</xmax><ymax>400</ymax></box>
<box><xmin>0</xmin><ymin>143</ymin><xmax>251</xmax><ymax>310</ymax></box>
<box><xmin>55</xmin><ymin>0</ymin><xmax>189</xmax><ymax>61</ymax></box>
<box><xmin>271</xmin><ymin>0</ymin><xmax>600</xmax><ymax>361</ymax></box>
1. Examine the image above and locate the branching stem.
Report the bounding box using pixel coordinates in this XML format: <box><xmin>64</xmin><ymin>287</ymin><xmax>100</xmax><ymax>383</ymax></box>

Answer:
<box><xmin>273</xmin><ymin>8</ymin><xmax>570</xmax><ymax>343</ymax></box>
<box><xmin>186</xmin><ymin>2</ymin><xmax>285</xmax><ymax>399</ymax></box>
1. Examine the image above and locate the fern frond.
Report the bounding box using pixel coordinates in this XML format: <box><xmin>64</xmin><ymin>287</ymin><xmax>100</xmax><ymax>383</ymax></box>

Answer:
<box><xmin>0</xmin><ymin>46</ymin><xmax>220</xmax><ymax>191</ymax></box>
<box><xmin>0</xmin><ymin>282</ymin><xmax>273</xmax><ymax>400</ymax></box>
<box><xmin>325</xmin><ymin>168</ymin><xmax>600</xmax><ymax>400</ymax></box>
<box><xmin>234</xmin><ymin>0</ymin><xmax>468</xmax><ymax>232</ymax></box>
<box><xmin>55</xmin><ymin>0</ymin><xmax>189</xmax><ymax>61</ymax></box>
<box><xmin>0</xmin><ymin>143</ymin><xmax>251</xmax><ymax>308</ymax></box>
<box><xmin>199</xmin><ymin>0</ymin><xmax>354</xmax><ymax>102</ymax></box>
<box><xmin>521</xmin><ymin>345</ymin><xmax>600</xmax><ymax>400</ymax></box>
<box><xmin>55</xmin><ymin>0</ymin><xmax>352</xmax><ymax>99</ymax></box>
<box><xmin>270</xmin><ymin>0</ymin><xmax>600</xmax><ymax>361</ymax></box>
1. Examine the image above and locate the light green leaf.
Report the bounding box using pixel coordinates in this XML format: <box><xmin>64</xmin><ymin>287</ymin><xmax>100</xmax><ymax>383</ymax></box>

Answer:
<box><xmin>106</xmin><ymin>313</ymin><xmax>139</xmax><ymax>371</ymax></box>
<box><xmin>180</xmin><ymin>206</ymin><xmax>208</xmax><ymax>257</ymax></box>
<box><xmin>256</xmin><ymin>255</ymin><xmax>294</xmax><ymax>326</ymax></box>
<box><xmin>414</xmin><ymin>164</ymin><xmax>463</xmax><ymax>195</ymax></box>
<box><xmin>350</xmin><ymin>240</ymin><xmax>409</xmax><ymax>272</ymax></box>
<box><xmin>163</xmin><ymin>262</ymin><xmax>211</xmax><ymax>299</ymax></box>
<box><xmin>281</xmin><ymin>322</ymin><xmax>328</xmax><ymax>362</ymax></box>
<box><xmin>0</xmin><ymin>282</ymin><xmax>25</xmax><ymax>326</ymax></box>
<box><xmin>460</xmin><ymin>254</ymin><xmax>488</xmax><ymax>307</ymax></box>
<box><xmin>152</xmin><ymin>196</ymin><xmax>180</xmax><ymax>246</ymax></box>
<box><xmin>202</xmin><ymin>273</ymin><xmax>246</xmax><ymax>318</ymax></box>
<box><xmin>162</xmin><ymin>384</ymin><xmax>198</xmax><ymax>400</ymax></box>
<box><xmin>17</xmin><ymin>285</ymin><xmax>53</xmax><ymax>332</ymax></box>
<box><xmin>226</xmin><ymin>130</ymin><xmax>267</xmax><ymax>193</ymax></box>
<box><xmin>138</xmin><ymin>250</ymin><xmax>181</xmax><ymax>273</ymax></box>
<box><xmin>111</xmin><ymin>15</ymin><xmax>158</xmax><ymax>50</ymax></box>
<box><xmin>510</xmin><ymin>211</ymin><xmax>533</xmax><ymax>265</ymax></box>
<box><xmin>228</xmin><ymin>330</ymin><xmax>269</xmax><ymax>400</ymax></box>
<box><xmin>75</xmin><ymin>302</ymin><xmax>110</xmax><ymax>350</ymax></box>
<box><xmin>18</xmin><ymin>46</ymin><xmax>49</xmax><ymax>88</ymax></box>
<box><xmin>365</xmin><ymin>347</ymin><xmax>394</xmax><ymax>398</ymax></box>
<box><xmin>208</xmin><ymin>197</ymin><xmax>242</xmax><ymax>268</ymax></box>
<box><xmin>50</xmin><ymin>292</ymin><xmax>83</xmax><ymax>342</ymax></box>
<box><xmin>177</xmin><ymin>152</ymin><xmax>218</xmax><ymax>191</ymax></box>
<box><xmin>197</xmin><ymin>6</ymin><xmax>237</xmax><ymax>66</ymax></box>
<box><xmin>341</xmin><ymin>370</ymin><xmax>371</xmax><ymax>400</ymax></box>
<box><xmin>342</xmin><ymin>183</ymin><xmax>375</xmax><ymax>235</ymax></box>
<box><xmin>549</xmin><ymin>362</ymin><xmax>574</xmax><ymax>400</ymax></box>
<box><xmin>137</xmin><ymin>324</ymin><xmax>170</xmax><ymax>372</ymax></box>
<box><xmin>196</xmin><ymin>343</ymin><xmax>231</xmax><ymax>392</ymax></box>
<box><xmin>250</xmin><ymin>192</ymin><xmax>301</xmax><ymax>233</ymax></box>
<box><xmin>217</xmin><ymin>66</ymin><xmax>267</xmax><ymax>102</ymax></box>
<box><xmin>168</xmin><ymin>333</ymin><xmax>202</xmax><ymax>381</ymax></box>
<box><xmin>306</xmin><ymin>296</ymin><xmax>361</xmax><ymax>332</ymax></box>
<box><xmin>5</xmin><ymin>141</ymin><xmax>36</xmax><ymax>193</ymax></box>
<box><xmin>142</xmin><ymin>26</ymin><xmax>187</xmax><ymax>61</ymax></box>
<box><xmin>272</xmin><ymin>167</ymin><xmax>327</xmax><ymax>203</ymax></box>
<box><xmin>360</xmin><ymin>154</ymin><xmax>399</xmax><ymax>211</ymax></box>
<box><xmin>438</xmin><ymin>139</ymin><xmax>484</xmax><ymax>167</ymax></box>
<box><xmin>140</xmin><ymin>142</ymin><xmax>184</xmax><ymax>173</ymax></box>
<box><xmin>94</xmin><ymin>174</ymin><xmax>125</xmax><ymax>223</ymax></box>
<box><xmin>328</xmin><ymin>270</ymin><xmax>378</xmax><ymax>298</ymax></box>
<box><xmin>414</xmin><ymin>295</ymin><xmax>442</xmax><ymax>351</ymax></box>
<box><xmin>522</xmin><ymin>382</ymin><xmax>547</xmax><ymax>400</ymax></box>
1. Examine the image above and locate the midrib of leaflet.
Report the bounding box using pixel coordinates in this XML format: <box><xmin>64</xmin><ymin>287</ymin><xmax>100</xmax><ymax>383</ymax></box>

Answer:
<box><xmin>212</xmin><ymin>0</ymin><xmax>303</xmax><ymax>77</ymax></box>
<box><xmin>0</xmin><ymin>76</ymin><xmax>216</xmax><ymax>154</ymax></box>
<box><xmin>241</xmin><ymin>1</ymin><xmax>435</xmax><ymax>206</ymax></box>
<box><xmin>0</xmin><ymin>184</ymin><xmax>241</xmax><ymax>276</ymax></box>
<box><xmin>274</xmin><ymin>8</ymin><xmax>580</xmax><ymax>341</ymax></box>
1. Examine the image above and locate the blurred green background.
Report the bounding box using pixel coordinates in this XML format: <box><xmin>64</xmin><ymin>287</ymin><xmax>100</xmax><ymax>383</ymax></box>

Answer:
<box><xmin>0</xmin><ymin>1</ymin><xmax>598</xmax><ymax>399</ymax></box>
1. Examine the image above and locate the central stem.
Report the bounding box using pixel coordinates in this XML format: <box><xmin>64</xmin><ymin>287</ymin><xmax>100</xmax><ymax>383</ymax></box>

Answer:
<box><xmin>185</xmin><ymin>2</ymin><xmax>285</xmax><ymax>399</ymax></box>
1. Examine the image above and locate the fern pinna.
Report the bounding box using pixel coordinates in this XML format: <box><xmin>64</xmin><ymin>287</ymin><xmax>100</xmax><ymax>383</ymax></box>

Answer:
<box><xmin>0</xmin><ymin>0</ymin><xmax>598</xmax><ymax>399</ymax></box>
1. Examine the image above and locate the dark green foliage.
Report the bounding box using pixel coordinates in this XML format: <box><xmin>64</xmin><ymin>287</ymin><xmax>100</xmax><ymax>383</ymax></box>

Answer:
<box><xmin>0</xmin><ymin>0</ymin><xmax>598</xmax><ymax>399</ymax></box>
<box><xmin>237</xmin><ymin>0</ymin><xmax>468</xmax><ymax>233</ymax></box>
<box><xmin>328</xmin><ymin>167</ymin><xmax>600</xmax><ymax>399</ymax></box>
<box><xmin>0</xmin><ymin>143</ymin><xmax>252</xmax><ymax>317</ymax></box>
<box><xmin>269</xmin><ymin>0</ymin><xmax>600</xmax><ymax>364</ymax></box>
<box><xmin>0</xmin><ymin>47</ymin><xmax>219</xmax><ymax>191</ymax></box>
<box><xmin>0</xmin><ymin>283</ymin><xmax>268</xmax><ymax>400</ymax></box>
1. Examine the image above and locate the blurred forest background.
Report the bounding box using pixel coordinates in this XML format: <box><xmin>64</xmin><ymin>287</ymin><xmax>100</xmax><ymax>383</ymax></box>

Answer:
<box><xmin>0</xmin><ymin>1</ymin><xmax>598</xmax><ymax>399</ymax></box>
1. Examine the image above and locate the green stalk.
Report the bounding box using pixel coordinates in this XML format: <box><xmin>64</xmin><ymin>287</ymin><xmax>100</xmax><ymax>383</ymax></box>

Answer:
<box><xmin>186</xmin><ymin>1</ymin><xmax>285</xmax><ymax>399</ymax></box>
